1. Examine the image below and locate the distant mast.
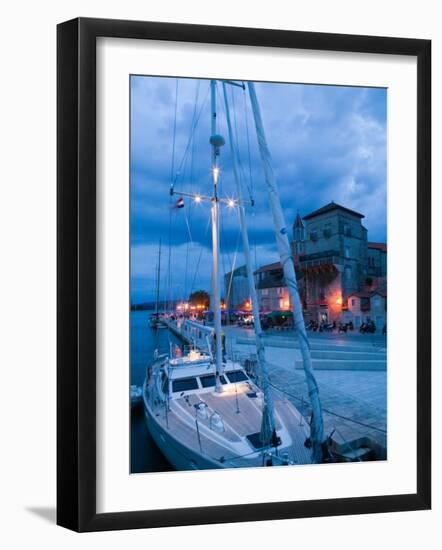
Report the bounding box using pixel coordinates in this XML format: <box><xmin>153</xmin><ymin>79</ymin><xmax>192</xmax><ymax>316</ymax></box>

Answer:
<box><xmin>247</xmin><ymin>81</ymin><xmax>325</xmax><ymax>463</ymax></box>
<box><xmin>154</xmin><ymin>239</ymin><xmax>162</xmax><ymax>318</ymax></box>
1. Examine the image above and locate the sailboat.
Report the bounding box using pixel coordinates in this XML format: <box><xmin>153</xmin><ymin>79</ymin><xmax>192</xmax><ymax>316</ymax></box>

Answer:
<box><xmin>143</xmin><ymin>79</ymin><xmax>325</xmax><ymax>470</ymax></box>
<box><xmin>149</xmin><ymin>240</ymin><xmax>165</xmax><ymax>329</ymax></box>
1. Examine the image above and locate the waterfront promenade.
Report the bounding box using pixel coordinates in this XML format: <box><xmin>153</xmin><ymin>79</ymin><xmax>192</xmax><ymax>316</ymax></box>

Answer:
<box><xmin>225</xmin><ymin>327</ymin><xmax>387</xmax><ymax>457</ymax></box>
<box><xmin>162</xmin><ymin>318</ymin><xmax>387</xmax><ymax>458</ymax></box>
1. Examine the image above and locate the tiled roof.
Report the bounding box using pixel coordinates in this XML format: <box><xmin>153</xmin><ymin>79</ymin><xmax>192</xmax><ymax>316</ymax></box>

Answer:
<box><xmin>303</xmin><ymin>201</ymin><xmax>364</xmax><ymax>220</ymax></box>
<box><xmin>348</xmin><ymin>291</ymin><xmax>372</xmax><ymax>299</ymax></box>
<box><xmin>368</xmin><ymin>242</ymin><xmax>387</xmax><ymax>252</ymax></box>
<box><xmin>257</xmin><ymin>277</ymin><xmax>286</xmax><ymax>290</ymax></box>
<box><xmin>254</xmin><ymin>261</ymin><xmax>282</xmax><ymax>274</ymax></box>
<box><xmin>348</xmin><ymin>290</ymin><xmax>386</xmax><ymax>299</ymax></box>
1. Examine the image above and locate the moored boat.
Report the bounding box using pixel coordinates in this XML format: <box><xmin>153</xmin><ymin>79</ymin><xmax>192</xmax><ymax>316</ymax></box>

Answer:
<box><xmin>143</xmin><ymin>347</ymin><xmax>311</xmax><ymax>469</ymax></box>
<box><xmin>143</xmin><ymin>78</ymin><xmax>327</xmax><ymax>470</ymax></box>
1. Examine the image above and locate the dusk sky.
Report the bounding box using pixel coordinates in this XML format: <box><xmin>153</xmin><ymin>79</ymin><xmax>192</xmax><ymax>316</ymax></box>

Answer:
<box><xmin>130</xmin><ymin>76</ymin><xmax>387</xmax><ymax>304</ymax></box>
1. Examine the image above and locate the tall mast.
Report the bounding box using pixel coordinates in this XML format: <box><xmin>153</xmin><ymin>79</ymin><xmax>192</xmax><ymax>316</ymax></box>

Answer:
<box><xmin>247</xmin><ymin>81</ymin><xmax>325</xmax><ymax>463</ymax></box>
<box><xmin>210</xmin><ymin>80</ymin><xmax>224</xmax><ymax>392</ymax></box>
<box><xmin>155</xmin><ymin>239</ymin><xmax>162</xmax><ymax>316</ymax></box>
<box><xmin>221</xmin><ymin>82</ymin><xmax>276</xmax><ymax>441</ymax></box>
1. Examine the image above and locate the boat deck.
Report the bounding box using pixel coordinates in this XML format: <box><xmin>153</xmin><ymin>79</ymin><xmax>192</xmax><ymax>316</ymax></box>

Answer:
<box><xmin>149</xmin><ymin>387</ymin><xmax>312</xmax><ymax>468</ymax></box>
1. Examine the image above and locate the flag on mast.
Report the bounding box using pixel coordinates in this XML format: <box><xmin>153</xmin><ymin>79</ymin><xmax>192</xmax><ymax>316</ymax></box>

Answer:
<box><xmin>173</xmin><ymin>197</ymin><xmax>184</xmax><ymax>209</ymax></box>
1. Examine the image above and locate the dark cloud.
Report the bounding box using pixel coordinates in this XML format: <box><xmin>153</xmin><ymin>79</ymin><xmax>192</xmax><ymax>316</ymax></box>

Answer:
<box><xmin>130</xmin><ymin>76</ymin><xmax>387</xmax><ymax>303</ymax></box>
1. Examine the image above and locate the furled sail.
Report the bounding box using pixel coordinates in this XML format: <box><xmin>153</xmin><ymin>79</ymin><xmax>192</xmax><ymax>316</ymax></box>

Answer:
<box><xmin>221</xmin><ymin>81</ymin><xmax>276</xmax><ymax>445</ymax></box>
<box><xmin>247</xmin><ymin>81</ymin><xmax>325</xmax><ymax>463</ymax></box>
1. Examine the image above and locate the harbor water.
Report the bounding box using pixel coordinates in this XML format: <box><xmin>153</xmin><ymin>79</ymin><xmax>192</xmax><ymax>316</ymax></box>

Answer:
<box><xmin>130</xmin><ymin>310</ymin><xmax>387</xmax><ymax>472</ymax></box>
<box><xmin>130</xmin><ymin>310</ymin><xmax>182</xmax><ymax>474</ymax></box>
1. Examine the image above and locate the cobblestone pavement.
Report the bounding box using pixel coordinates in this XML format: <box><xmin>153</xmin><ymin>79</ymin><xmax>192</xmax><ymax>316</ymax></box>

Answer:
<box><xmin>225</xmin><ymin>327</ymin><xmax>387</xmax><ymax>451</ymax></box>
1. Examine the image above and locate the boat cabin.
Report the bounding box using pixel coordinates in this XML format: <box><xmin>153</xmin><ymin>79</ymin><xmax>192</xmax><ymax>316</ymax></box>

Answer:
<box><xmin>161</xmin><ymin>351</ymin><xmax>251</xmax><ymax>398</ymax></box>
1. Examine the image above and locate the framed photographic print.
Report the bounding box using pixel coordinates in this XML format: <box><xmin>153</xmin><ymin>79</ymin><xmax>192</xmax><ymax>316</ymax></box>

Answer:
<box><xmin>57</xmin><ymin>17</ymin><xmax>431</xmax><ymax>532</ymax></box>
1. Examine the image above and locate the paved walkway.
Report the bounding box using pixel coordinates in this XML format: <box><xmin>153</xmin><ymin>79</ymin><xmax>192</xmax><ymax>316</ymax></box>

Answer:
<box><xmin>225</xmin><ymin>327</ymin><xmax>387</xmax><ymax>451</ymax></box>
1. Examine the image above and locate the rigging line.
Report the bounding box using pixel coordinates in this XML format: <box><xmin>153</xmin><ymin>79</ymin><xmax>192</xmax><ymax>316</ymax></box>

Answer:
<box><xmin>170</xmin><ymin>78</ymin><xmax>179</xmax><ymax>183</ymax></box>
<box><xmin>214</xmin><ymin>82</ymin><xmax>227</xmax><ymax>198</ymax></box>
<box><xmin>243</xmin><ymin>83</ymin><xmax>254</xmax><ymax>202</ymax></box>
<box><xmin>244</xmin><ymin>105</ymin><xmax>259</xmax><ymax>270</ymax></box>
<box><xmin>267</xmin><ymin>380</ymin><xmax>387</xmax><ymax>434</ymax></box>
<box><xmin>230</xmin><ymin>86</ymin><xmax>243</xmax><ymax>178</ymax></box>
<box><xmin>178</xmin><ymin>79</ymin><xmax>202</xmax><ymax>190</ymax></box>
<box><xmin>219</xmin><ymin>215</ymin><xmax>231</xmax><ymax>301</ymax></box>
<box><xmin>184</xmin><ymin>81</ymin><xmax>201</xmax><ymax>299</ymax></box>
<box><xmin>183</xmin><ymin>209</ymin><xmax>194</xmax><ymax>244</ymax></box>
<box><xmin>225</xmin><ymin>230</ymin><xmax>241</xmax><ymax>310</ymax></box>
<box><xmin>231</xmin><ymin>86</ymin><xmax>253</xmax><ymax>209</ymax></box>
<box><xmin>166</xmin><ymin>206</ymin><xmax>173</xmax><ymax>344</ymax></box>
<box><xmin>218</xmin><ymin>198</ymin><xmax>242</xmax><ymax>287</ymax></box>
<box><xmin>229</xmin><ymin>86</ymin><xmax>244</xmax><ymax>185</ymax></box>
<box><xmin>173</xmin><ymin>85</ymin><xmax>210</xmax><ymax>185</ymax></box>
<box><xmin>226</xmin><ymin>86</ymin><xmax>259</xmax><ymax>287</ymax></box>
<box><xmin>189</xmin><ymin>212</ymin><xmax>212</xmax><ymax>295</ymax></box>
<box><xmin>166</xmin><ymin>77</ymin><xmax>179</xmax><ymax>342</ymax></box>
<box><xmin>189</xmin><ymin>80</ymin><xmax>201</xmax><ymax>193</ymax></box>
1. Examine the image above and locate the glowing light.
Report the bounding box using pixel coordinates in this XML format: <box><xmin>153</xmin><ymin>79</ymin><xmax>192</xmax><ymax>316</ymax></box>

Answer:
<box><xmin>194</xmin><ymin>195</ymin><xmax>202</xmax><ymax>203</ymax></box>
<box><xmin>212</xmin><ymin>166</ymin><xmax>220</xmax><ymax>183</ymax></box>
<box><xmin>227</xmin><ymin>199</ymin><xmax>236</xmax><ymax>208</ymax></box>
<box><xmin>336</xmin><ymin>297</ymin><xmax>343</xmax><ymax>305</ymax></box>
<box><xmin>284</xmin><ymin>300</ymin><xmax>290</xmax><ymax>308</ymax></box>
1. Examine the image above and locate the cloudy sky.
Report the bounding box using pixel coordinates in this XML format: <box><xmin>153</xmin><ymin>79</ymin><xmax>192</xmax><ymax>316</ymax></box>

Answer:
<box><xmin>130</xmin><ymin>76</ymin><xmax>387</xmax><ymax>304</ymax></box>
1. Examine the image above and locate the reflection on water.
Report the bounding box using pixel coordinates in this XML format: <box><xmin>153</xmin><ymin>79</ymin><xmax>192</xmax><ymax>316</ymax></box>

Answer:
<box><xmin>130</xmin><ymin>310</ymin><xmax>181</xmax><ymax>474</ymax></box>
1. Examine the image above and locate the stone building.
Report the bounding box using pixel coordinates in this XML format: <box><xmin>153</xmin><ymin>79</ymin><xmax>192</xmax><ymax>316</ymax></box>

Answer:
<box><xmin>292</xmin><ymin>201</ymin><xmax>370</xmax><ymax>322</ymax></box>
<box><xmin>367</xmin><ymin>242</ymin><xmax>387</xmax><ymax>278</ymax></box>
<box><xmin>226</xmin><ymin>201</ymin><xmax>387</xmax><ymax>327</ymax></box>
<box><xmin>343</xmin><ymin>289</ymin><xmax>387</xmax><ymax>330</ymax></box>
<box><xmin>253</xmin><ymin>201</ymin><xmax>387</xmax><ymax>326</ymax></box>
<box><xmin>253</xmin><ymin>262</ymin><xmax>292</xmax><ymax>312</ymax></box>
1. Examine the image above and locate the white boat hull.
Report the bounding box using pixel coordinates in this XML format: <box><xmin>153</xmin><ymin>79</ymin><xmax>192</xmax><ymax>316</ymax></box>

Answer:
<box><xmin>144</xmin><ymin>402</ymin><xmax>221</xmax><ymax>471</ymax></box>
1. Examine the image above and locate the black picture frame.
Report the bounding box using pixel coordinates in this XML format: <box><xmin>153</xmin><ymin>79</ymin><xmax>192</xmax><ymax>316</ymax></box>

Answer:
<box><xmin>57</xmin><ymin>17</ymin><xmax>431</xmax><ymax>532</ymax></box>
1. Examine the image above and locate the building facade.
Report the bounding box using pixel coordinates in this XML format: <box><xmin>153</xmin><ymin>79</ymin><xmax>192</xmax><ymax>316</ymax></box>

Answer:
<box><xmin>252</xmin><ymin>201</ymin><xmax>387</xmax><ymax>326</ymax></box>
<box><xmin>294</xmin><ymin>202</ymin><xmax>370</xmax><ymax>322</ymax></box>
<box><xmin>343</xmin><ymin>290</ymin><xmax>387</xmax><ymax>329</ymax></box>
<box><xmin>224</xmin><ymin>265</ymin><xmax>249</xmax><ymax>310</ymax></box>
<box><xmin>254</xmin><ymin>262</ymin><xmax>292</xmax><ymax>312</ymax></box>
<box><xmin>367</xmin><ymin>242</ymin><xmax>387</xmax><ymax>278</ymax></box>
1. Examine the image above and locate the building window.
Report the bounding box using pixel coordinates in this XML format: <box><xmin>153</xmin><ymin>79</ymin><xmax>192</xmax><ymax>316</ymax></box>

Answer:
<box><xmin>310</xmin><ymin>230</ymin><xmax>318</xmax><ymax>242</ymax></box>
<box><xmin>261</xmin><ymin>289</ymin><xmax>269</xmax><ymax>296</ymax></box>
<box><xmin>351</xmin><ymin>298</ymin><xmax>355</xmax><ymax>306</ymax></box>
<box><xmin>343</xmin><ymin>223</ymin><xmax>352</xmax><ymax>237</ymax></box>
<box><xmin>360</xmin><ymin>297</ymin><xmax>370</xmax><ymax>311</ymax></box>
<box><xmin>323</xmin><ymin>224</ymin><xmax>332</xmax><ymax>238</ymax></box>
